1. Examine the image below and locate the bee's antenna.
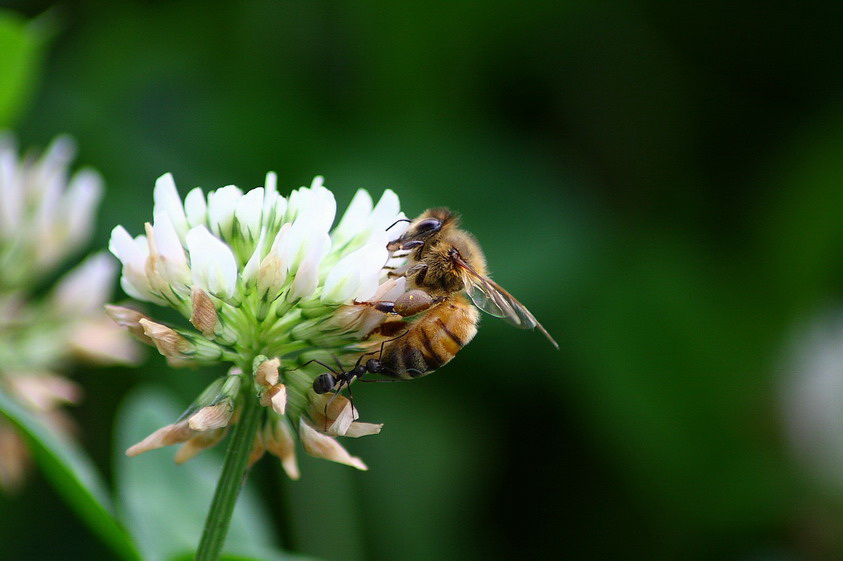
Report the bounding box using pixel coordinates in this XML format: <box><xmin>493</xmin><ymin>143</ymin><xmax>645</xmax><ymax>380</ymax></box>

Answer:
<box><xmin>386</xmin><ymin>218</ymin><xmax>412</xmax><ymax>231</ymax></box>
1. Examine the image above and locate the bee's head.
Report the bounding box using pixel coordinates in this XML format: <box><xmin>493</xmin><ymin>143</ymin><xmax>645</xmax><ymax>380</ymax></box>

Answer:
<box><xmin>387</xmin><ymin>208</ymin><xmax>458</xmax><ymax>251</ymax></box>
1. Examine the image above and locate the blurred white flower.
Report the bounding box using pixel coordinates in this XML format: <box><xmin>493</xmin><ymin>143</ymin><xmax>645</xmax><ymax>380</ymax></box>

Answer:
<box><xmin>779</xmin><ymin>309</ymin><xmax>843</xmax><ymax>494</ymax></box>
<box><xmin>109</xmin><ymin>173</ymin><xmax>409</xmax><ymax>475</ymax></box>
<box><xmin>0</xmin><ymin>133</ymin><xmax>139</xmax><ymax>492</ymax></box>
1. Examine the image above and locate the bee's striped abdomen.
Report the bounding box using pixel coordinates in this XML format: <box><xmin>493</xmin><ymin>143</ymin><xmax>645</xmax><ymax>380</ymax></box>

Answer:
<box><xmin>380</xmin><ymin>295</ymin><xmax>478</xmax><ymax>380</ymax></box>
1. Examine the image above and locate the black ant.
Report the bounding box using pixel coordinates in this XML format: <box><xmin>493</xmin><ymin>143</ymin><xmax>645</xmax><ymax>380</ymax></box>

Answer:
<box><xmin>301</xmin><ymin>331</ymin><xmax>410</xmax><ymax>424</ymax></box>
<box><xmin>311</xmin><ymin>353</ymin><xmax>386</xmax><ymax>396</ymax></box>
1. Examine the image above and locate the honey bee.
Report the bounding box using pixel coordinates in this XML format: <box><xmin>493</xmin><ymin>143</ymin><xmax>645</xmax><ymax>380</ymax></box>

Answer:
<box><xmin>358</xmin><ymin>208</ymin><xmax>558</xmax><ymax>380</ymax></box>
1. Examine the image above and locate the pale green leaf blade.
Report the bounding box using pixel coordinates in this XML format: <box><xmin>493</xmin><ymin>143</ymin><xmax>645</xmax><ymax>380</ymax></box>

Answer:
<box><xmin>0</xmin><ymin>390</ymin><xmax>140</xmax><ymax>560</ymax></box>
<box><xmin>115</xmin><ymin>386</ymin><xmax>287</xmax><ymax>561</ymax></box>
<box><xmin>0</xmin><ymin>10</ymin><xmax>49</xmax><ymax>127</ymax></box>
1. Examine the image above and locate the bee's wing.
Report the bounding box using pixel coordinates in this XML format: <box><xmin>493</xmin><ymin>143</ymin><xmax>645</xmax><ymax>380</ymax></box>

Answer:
<box><xmin>454</xmin><ymin>256</ymin><xmax>559</xmax><ymax>349</ymax></box>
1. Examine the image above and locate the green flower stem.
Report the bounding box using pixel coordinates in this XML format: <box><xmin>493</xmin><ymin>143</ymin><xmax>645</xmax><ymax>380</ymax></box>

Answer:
<box><xmin>195</xmin><ymin>369</ymin><xmax>263</xmax><ymax>561</ymax></box>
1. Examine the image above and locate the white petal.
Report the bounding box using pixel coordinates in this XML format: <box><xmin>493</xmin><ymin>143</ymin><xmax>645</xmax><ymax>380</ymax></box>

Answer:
<box><xmin>31</xmin><ymin>136</ymin><xmax>74</xmax><ymax>204</ymax></box>
<box><xmin>120</xmin><ymin>275</ymin><xmax>151</xmax><ymax>303</ymax></box>
<box><xmin>374</xmin><ymin>276</ymin><xmax>407</xmax><ymax>301</ymax></box>
<box><xmin>235</xmin><ymin>187</ymin><xmax>264</xmax><ymax>240</ymax></box>
<box><xmin>108</xmin><ymin>227</ymin><xmax>160</xmax><ymax>303</ymax></box>
<box><xmin>152</xmin><ymin>212</ymin><xmax>190</xmax><ymax>284</ymax></box>
<box><xmin>108</xmin><ymin>226</ymin><xmax>145</xmax><ymax>268</ymax></box>
<box><xmin>269</xmin><ymin>385</ymin><xmax>286</xmax><ymax>415</ymax></box>
<box><xmin>63</xmin><ymin>169</ymin><xmax>104</xmax><ymax>249</ymax></box>
<box><xmin>265</xmin><ymin>419</ymin><xmax>299</xmax><ymax>480</ymax></box>
<box><xmin>51</xmin><ymin>252</ymin><xmax>117</xmax><ymax>315</ymax></box>
<box><xmin>207</xmin><ymin>184</ymin><xmax>243</xmax><ymax>240</ymax></box>
<box><xmin>242</xmin><ymin>230</ymin><xmax>267</xmax><ymax>284</ymax></box>
<box><xmin>345</xmin><ymin>422</ymin><xmax>383</xmax><ymax>438</ymax></box>
<box><xmin>69</xmin><ymin>315</ymin><xmax>141</xmax><ymax>365</ymax></box>
<box><xmin>287</xmin><ymin>177</ymin><xmax>336</xmax><ymax>233</ymax></box>
<box><xmin>39</xmin><ymin>135</ymin><xmax>75</xmax><ymax>181</ymax></box>
<box><xmin>0</xmin><ymin>141</ymin><xmax>22</xmax><ymax>234</ymax></box>
<box><xmin>258</xmin><ymin>223</ymin><xmax>291</xmax><ymax>298</ymax></box>
<box><xmin>274</xmin><ymin>197</ymin><xmax>287</xmax><ymax>221</ymax></box>
<box><xmin>264</xmin><ymin>171</ymin><xmax>277</xmax><ymax>197</ymax></box>
<box><xmin>263</xmin><ymin>171</ymin><xmax>279</xmax><ymax>217</ymax></box>
<box><xmin>352</xmin><ymin>244</ymin><xmax>389</xmax><ymax>301</ymax></box>
<box><xmin>331</xmin><ymin>189</ymin><xmax>373</xmax><ymax>245</ymax></box>
<box><xmin>370</xmin><ymin>189</ymin><xmax>403</xmax><ymax>232</ymax></box>
<box><xmin>185</xmin><ymin>226</ymin><xmax>238</xmax><ymax>299</ymax></box>
<box><xmin>321</xmin><ymin>246</ymin><xmax>367</xmax><ymax>303</ymax></box>
<box><xmin>184</xmin><ymin>187</ymin><xmax>208</xmax><ymax>228</ymax></box>
<box><xmin>289</xmin><ymin>232</ymin><xmax>330</xmax><ymax>300</ymax></box>
<box><xmin>322</xmin><ymin>241</ymin><xmax>387</xmax><ymax>304</ymax></box>
<box><xmin>299</xmin><ymin>419</ymin><xmax>367</xmax><ymax>470</ymax></box>
<box><xmin>188</xmin><ymin>403</ymin><xmax>233</xmax><ymax>431</ymax></box>
<box><xmin>126</xmin><ymin>421</ymin><xmax>193</xmax><ymax>457</ymax></box>
<box><xmin>153</xmin><ymin>173</ymin><xmax>189</xmax><ymax>241</ymax></box>
<box><xmin>307</xmin><ymin>180</ymin><xmax>337</xmax><ymax>233</ymax></box>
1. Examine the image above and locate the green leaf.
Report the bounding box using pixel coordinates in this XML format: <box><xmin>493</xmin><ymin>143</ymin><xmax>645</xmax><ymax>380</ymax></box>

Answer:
<box><xmin>0</xmin><ymin>390</ymin><xmax>140</xmax><ymax>560</ymax></box>
<box><xmin>0</xmin><ymin>10</ymin><xmax>50</xmax><ymax>128</ymax></box>
<box><xmin>168</xmin><ymin>548</ymin><xmax>318</xmax><ymax>561</ymax></box>
<box><xmin>115</xmin><ymin>386</ymin><xmax>292</xmax><ymax>561</ymax></box>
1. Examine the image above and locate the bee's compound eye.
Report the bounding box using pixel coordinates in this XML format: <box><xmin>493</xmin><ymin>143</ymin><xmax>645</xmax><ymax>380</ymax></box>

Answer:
<box><xmin>313</xmin><ymin>373</ymin><xmax>336</xmax><ymax>394</ymax></box>
<box><xmin>415</xmin><ymin>218</ymin><xmax>441</xmax><ymax>234</ymax></box>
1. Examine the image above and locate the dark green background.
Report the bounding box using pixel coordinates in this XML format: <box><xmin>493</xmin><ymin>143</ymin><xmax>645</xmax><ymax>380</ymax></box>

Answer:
<box><xmin>3</xmin><ymin>1</ymin><xmax>843</xmax><ymax>559</ymax></box>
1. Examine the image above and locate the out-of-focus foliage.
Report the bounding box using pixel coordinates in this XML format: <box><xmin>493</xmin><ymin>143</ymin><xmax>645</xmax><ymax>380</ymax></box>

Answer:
<box><xmin>115</xmin><ymin>387</ymin><xmax>307</xmax><ymax>561</ymax></box>
<box><xmin>2</xmin><ymin>1</ymin><xmax>843</xmax><ymax>560</ymax></box>
<box><xmin>0</xmin><ymin>9</ymin><xmax>48</xmax><ymax>127</ymax></box>
<box><xmin>0</xmin><ymin>390</ymin><xmax>138</xmax><ymax>560</ymax></box>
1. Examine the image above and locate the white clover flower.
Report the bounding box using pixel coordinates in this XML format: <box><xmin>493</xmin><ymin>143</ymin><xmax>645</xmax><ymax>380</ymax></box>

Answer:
<box><xmin>0</xmin><ymin>134</ymin><xmax>104</xmax><ymax>288</ymax></box>
<box><xmin>109</xmin><ymin>172</ymin><xmax>409</xmax><ymax>475</ymax></box>
<box><xmin>779</xmin><ymin>309</ymin><xmax>843</xmax><ymax>494</ymax></box>
<box><xmin>0</xmin><ymin>133</ymin><xmax>139</xmax><ymax>492</ymax></box>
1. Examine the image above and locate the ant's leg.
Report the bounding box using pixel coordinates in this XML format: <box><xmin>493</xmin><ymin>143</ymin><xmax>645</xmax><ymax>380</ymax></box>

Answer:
<box><xmin>324</xmin><ymin>378</ymin><xmax>356</xmax><ymax>427</ymax></box>
<box><xmin>344</xmin><ymin>382</ymin><xmax>358</xmax><ymax>420</ymax></box>
<box><xmin>359</xmin><ymin>328</ymin><xmax>412</xmax><ymax>361</ymax></box>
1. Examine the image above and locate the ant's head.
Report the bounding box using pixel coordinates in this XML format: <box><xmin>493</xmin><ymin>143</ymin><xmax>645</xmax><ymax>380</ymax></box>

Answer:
<box><xmin>365</xmin><ymin>358</ymin><xmax>383</xmax><ymax>373</ymax></box>
<box><xmin>312</xmin><ymin>372</ymin><xmax>337</xmax><ymax>394</ymax></box>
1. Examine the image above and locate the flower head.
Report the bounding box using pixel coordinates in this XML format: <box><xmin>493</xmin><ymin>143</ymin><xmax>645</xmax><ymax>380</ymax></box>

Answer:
<box><xmin>0</xmin><ymin>134</ymin><xmax>139</xmax><ymax>491</ymax></box>
<box><xmin>110</xmin><ymin>173</ymin><xmax>409</xmax><ymax>475</ymax></box>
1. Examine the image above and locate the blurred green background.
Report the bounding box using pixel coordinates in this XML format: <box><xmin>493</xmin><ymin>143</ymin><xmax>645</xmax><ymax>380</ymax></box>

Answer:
<box><xmin>3</xmin><ymin>1</ymin><xmax>843</xmax><ymax>560</ymax></box>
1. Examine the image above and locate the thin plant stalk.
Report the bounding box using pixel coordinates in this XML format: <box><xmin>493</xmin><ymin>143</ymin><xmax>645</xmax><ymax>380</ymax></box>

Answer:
<box><xmin>195</xmin><ymin>366</ymin><xmax>262</xmax><ymax>561</ymax></box>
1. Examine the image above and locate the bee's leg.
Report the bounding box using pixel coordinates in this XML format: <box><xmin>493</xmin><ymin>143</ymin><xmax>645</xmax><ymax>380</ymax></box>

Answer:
<box><xmin>352</xmin><ymin>299</ymin><xmax>399</xmax><ymax>314</ymax></box>
<box><xmin>355</xmin><ymin>290</ymin><xmax>443</xmax><ymax>318</ymax></box>
<box><xmin>393</xmin><ymin>290</ymin><xmax>436</xmax><ymax>316</ymax></box>
<box><xmin>353</xmin><ymin>291</ymin><xmax>434</xmax><ymax>317</ymax></box>
<box><xmin>384</xmin><ymin>262</ymin><xmax>411</xmax><ymax>278</ymax></box>
<box><xmin>385</xmin><ymin>262</ymin><xmax>427</xmax><ymax>280</ymax></box>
